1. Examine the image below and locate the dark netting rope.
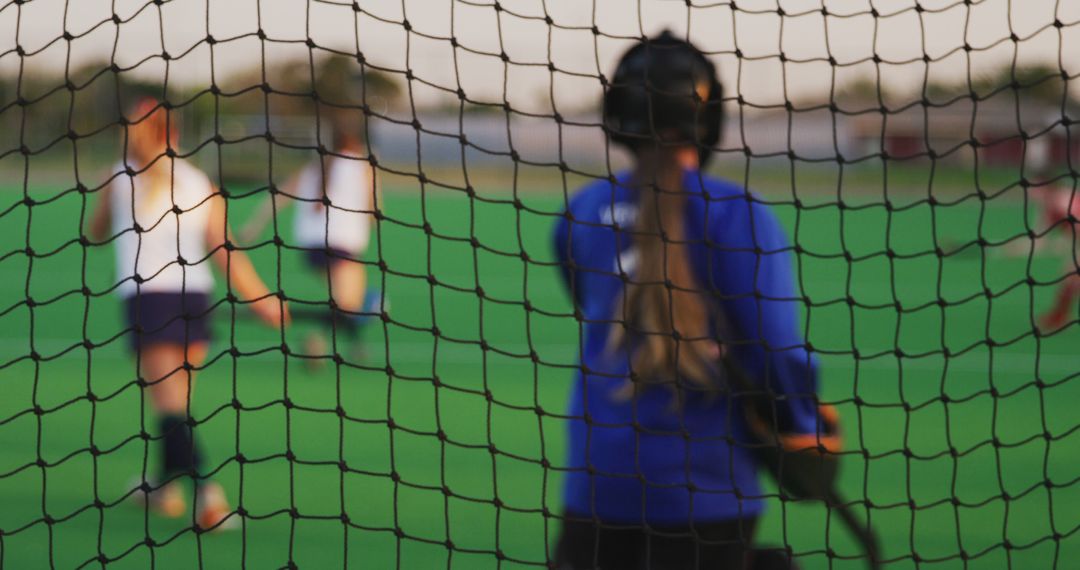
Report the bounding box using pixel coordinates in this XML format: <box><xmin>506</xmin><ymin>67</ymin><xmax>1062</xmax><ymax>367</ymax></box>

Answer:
<box><xmin>0</xmin><ymin>0</ymin><xmax>1079</xmax><ymax>568</ymax></box>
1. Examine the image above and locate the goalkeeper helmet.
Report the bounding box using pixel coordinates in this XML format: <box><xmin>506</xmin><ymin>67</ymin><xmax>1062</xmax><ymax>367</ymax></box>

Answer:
<box><xmin>603</xmin><ymin>30</ymin><xmax>724</xmax><ymax>164</ymax></box>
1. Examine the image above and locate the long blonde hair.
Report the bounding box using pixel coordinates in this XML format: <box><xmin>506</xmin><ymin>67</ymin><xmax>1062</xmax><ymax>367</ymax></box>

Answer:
<box><xmin>608</xmin><ymin>147</ymin><xmax>720</xmax><ymax>392</ymax></box>
<box><xmin>124</xmin><ymin>97</ymin><xmax>177</xmax><ymax>218</ymax></box>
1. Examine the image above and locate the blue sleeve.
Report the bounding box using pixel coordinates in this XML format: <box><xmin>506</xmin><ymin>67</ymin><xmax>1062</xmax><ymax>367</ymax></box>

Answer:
<box><xmin>710</xmin><ymin>197</ymin><xmax>820</xmax><ymax>434</ymax></box>
<box><xmin>552</xmin><ymin>206</ymin><xmax>579</xmax><ymax>307</ymax></box>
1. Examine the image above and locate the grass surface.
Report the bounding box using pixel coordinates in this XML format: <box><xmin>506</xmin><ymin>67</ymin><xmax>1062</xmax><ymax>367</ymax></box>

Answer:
<box><xmin>0</xmin><ymin>162</ymin><xmax>1078</xmax><ymax>569</ymax></box>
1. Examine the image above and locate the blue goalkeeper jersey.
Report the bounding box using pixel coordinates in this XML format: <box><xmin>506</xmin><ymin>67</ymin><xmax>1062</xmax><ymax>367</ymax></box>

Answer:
<box><xmin>552</xmin><ymin>169</ymin><xmax>820</xmax><ymax>525</ymax></box>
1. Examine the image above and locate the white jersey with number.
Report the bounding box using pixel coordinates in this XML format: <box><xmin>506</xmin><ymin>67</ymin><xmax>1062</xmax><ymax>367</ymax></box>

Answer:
<box><xmin>292</xmin><ymin>155</ymin><xmax>374</xmax><ymax>254</ymax></box>
<box><xmin>109</xmin><ymin>158</ymin><xmax>215</xmax><ymax>297</ymax></box>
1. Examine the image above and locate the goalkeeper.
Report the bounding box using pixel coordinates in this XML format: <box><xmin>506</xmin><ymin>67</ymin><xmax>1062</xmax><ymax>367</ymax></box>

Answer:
<box><xmin>551</xmin><ymin>32</ymin><xmax>824</xmax><ymax>569</ymax></box>
<box><xmin>87</xmin><ymin>95</ymin><xmax>289</xmax><ymax>531</ymax></box>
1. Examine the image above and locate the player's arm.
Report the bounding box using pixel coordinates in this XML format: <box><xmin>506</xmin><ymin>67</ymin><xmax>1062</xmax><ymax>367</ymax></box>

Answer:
<box><xmin>711</xmin><ymin>197</ymin><xmax>819</xmax><ymax>434</ymax></box>
<box><xmin>87</xmin><ymin>184</ymin><xmax>113</xmax><ymax>242</ymax></box>
<box><xmin>238</xmin><ymin>172</ymin><xmax>301</xmax><ymax>244</ymax></box>
<box><xmin>552</xmin><ymin>203</ymin><xmax>583</xmax><ymax>307</ymax></box>
<box><xmin>206</xmin><ymin>189</ymin><xmax>291</xmax><ymax>328</ymax></box>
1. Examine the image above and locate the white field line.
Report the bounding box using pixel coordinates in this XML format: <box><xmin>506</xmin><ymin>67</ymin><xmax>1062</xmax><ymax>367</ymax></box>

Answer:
<box><xmin>0</xmin><ymin>337</ymin><xmax>1075</xmax><ymax>374</ymax></box>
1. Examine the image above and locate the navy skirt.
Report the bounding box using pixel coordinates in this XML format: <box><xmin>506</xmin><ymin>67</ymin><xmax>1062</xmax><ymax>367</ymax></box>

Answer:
<box><xmin>125</xmin><ymin>292</ymin><xmax>212</xmax><ymax>351</ymax></box>
<box><xmin>304</xmin><ymin>247</ymin><xmax>357</xmax><ymax>270</ymax></box>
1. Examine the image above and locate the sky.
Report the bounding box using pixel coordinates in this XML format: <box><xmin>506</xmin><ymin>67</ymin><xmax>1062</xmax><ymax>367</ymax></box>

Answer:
<box><xmin>2</xmin><ymin>0</ymin><xmax>1078</xmax><ymax>113</ymax></box>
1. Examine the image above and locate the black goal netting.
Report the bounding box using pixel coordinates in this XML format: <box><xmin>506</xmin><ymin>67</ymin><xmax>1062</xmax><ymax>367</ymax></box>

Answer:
<box><xmin>0</xmin><ymin>0</ymin><xmax>1078</xmax><ymax>568</ymax></box>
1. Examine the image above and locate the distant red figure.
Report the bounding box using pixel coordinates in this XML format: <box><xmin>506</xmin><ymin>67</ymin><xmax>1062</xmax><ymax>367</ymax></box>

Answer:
<box><xmin>1034</xmin><ymin>173</ymin><xmax>1080</xmax><ymax>330</ymax></box>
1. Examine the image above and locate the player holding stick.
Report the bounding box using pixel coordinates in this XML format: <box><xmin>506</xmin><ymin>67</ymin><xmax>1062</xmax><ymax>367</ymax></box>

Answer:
<box><xmin>552</xmin><ymin>32</ymin><xmax>830</xmax><ymax>569</ymax></box>
<box><xmin>88</xmin><ymin>96</ymin><xmax>289</xmax><ymax>530</ymax></box>
<box><xmin>241</xmin><ymin>73</ymin><xmax>380</xmax><ymax>365</ymax></box>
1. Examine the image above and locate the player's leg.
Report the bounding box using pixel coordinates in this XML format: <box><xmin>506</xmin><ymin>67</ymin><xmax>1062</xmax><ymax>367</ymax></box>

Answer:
<box><xmin>1045</xmin><ymin>189</ymin><xmax>1073</xmax><ymax>253</ymax></box>
<box><xmin>1041</xmin><ymin>272</ymin><xmax>1080</xmax><ymax>330</ymax></box>
<box><xmin>128</xmin><ymin>291</ymin><xmax>234</xmax><ymax>529</ymax></box>
<box><xmin>552</xmin><ymin>514</ymin><xmax>642</xmax><ymax>569</ymax></box>
<box><xmin>330</xmin><ymin>257</ymin><xmax>365</xmax><ymax>314</ymax></box>
<box><xmin>142</xmin><ymin>341</ymin><xmax>208</xmax><ymax>476</ymax></box>
<box><xmin>330</xmin><ymin>256</ymin><xmax>367</xmax><ymax>325</ymax></box>
<box><xmin>643</xmin><ymin>518</ymin><xmax>758</xmax><ymax>570</ymax></box>
<box><xmin>298</xmin><ymin>249</ymin><xmax>365</xmax><ymax>366</ymax></box>
<box><xmin>141</xmin><ymin>340</ymin><xmax>235</xmax><ymax>530</ymax></box>
<box><xmin>1040</xmin><ymin>215</ymin><xmax>1080</xmax><ymax>330</ymax></box>
<box><xmin>139</xmin><ymin>341</ymin><xmax>207</xmax><ymax>519</ymax></box>
<box><xmin>330</xmin><ymin>258</ymin><xmax>375</xmax><ymax>361</ymax></box>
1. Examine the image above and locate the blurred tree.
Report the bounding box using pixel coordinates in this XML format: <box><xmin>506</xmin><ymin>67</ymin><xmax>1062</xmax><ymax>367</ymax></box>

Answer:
<box><xmin>0</xmin><ymin>70</ymin><xmax>69</xmax><ymax>151</ymax></box>
<box><xmin>314</xmin><ymin>54</ymin><xmax>402</xmax><ymax>111</ymax></box>
<box><xmin>833</xmin><ymin>76</ymin><xmax>908</xmax><ymax>111</ymax></box>
<box><xmin>0</xmin><ymin>53</ymin><xmax>405</xmax><ymax>180</ymax></box>
<box><xmin>0</xmin><ymin>76</ymin><xmax>13</xmax><ymax>152</ymax></box>
<box><xmin>926</xmin><ymin>62</ymin><xmax>1077</xmax><ymax>107</ymax></box>
<box><xmin>65</xmin><ymin>61</ymin><xmax>171</xmax><ymax>160</ymax></box>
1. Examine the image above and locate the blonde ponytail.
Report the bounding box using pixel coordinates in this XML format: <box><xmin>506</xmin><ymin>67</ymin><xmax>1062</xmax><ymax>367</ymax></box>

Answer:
<box><xmin>609</xmin><ymin>150</ymin><xmax>719</xmax><ymax>393</ymax></box>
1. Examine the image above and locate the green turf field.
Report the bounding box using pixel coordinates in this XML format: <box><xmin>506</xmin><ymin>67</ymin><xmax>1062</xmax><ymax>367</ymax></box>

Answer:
<box><xmin>0</xmin><ymin>163</ymin><xmax>1077</xmax><ymax>569</ymax></box>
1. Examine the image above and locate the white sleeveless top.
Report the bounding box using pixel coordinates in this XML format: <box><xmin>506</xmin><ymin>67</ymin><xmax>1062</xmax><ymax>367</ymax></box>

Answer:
<box><xmin>109</xmin><ymin>158</ymin><xmax>215</xmax><ymax>298</ymax></box>
<box><xmin>292</xmin><ymin>155</ymin><xmax>374</xmax><ymax>254</ymax></box>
